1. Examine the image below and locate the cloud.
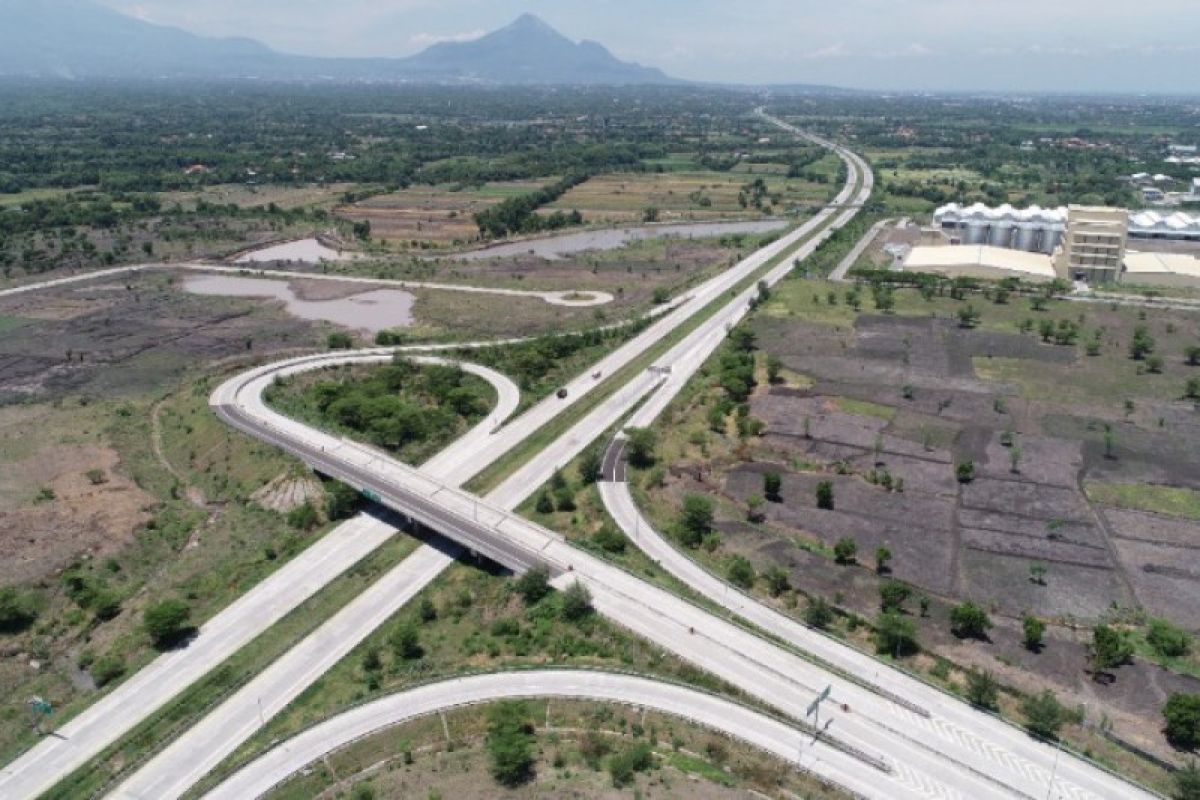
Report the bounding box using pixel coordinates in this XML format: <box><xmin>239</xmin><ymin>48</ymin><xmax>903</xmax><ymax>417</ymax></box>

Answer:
<box><xmin>800</xmin><ymin>43</ymin><xmax>849</xmax><ymax>60</ymax></box>
<box><xmin>873</xmin><ymin>43</ymin><xmax>934</xmax><ymax>59</ymax></box>
<box><xmin>408</xmin><ymin>29</ymin><xmax>487</xmax><ymax>48</ymax></box>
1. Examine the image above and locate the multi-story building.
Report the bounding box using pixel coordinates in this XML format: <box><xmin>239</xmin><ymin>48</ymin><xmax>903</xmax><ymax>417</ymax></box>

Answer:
<box><xmin>1053</xmin><ymin>206</ymin><xmax>1128</xmax><ymax>283</ymax></box>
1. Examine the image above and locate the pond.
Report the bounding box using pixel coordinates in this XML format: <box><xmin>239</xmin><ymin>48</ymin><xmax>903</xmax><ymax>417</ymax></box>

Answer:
<box><xmin>183</xmin><ymin>275</ymin><xmax>413</xmax><ymax>333</ymax></box>
<box><xmin>235</xmin><ymin>239</ymin><xmax>355</xmax><ymax>264</ymax></box>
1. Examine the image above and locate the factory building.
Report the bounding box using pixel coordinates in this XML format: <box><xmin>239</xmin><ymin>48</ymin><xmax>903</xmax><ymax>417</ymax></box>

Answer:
<box><xmin>908</xmin><ymin>204</ymin><xmax>1200</xmax><ymax>289</ymax></box>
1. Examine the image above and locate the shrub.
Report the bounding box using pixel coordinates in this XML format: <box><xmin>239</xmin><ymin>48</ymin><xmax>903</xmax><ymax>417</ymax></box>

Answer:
<box><xmin>763</xmin><ymin>566</ymin><xmax>789</xmax><ymax>597</ymax></box>
<box><xmin>816</xmin><ymin>480</ymin><xmax>834</xmax><ymax>510</ymax></box>
<box><xmin>805</xmin><ymin>597</ymin><xmax>834</xmax><ymax>629</ymax></box>
<box><xmin>875</xmin><ymin>612</ymin><xmax>919</xmax><ymax>657</ymax></box>
<box><xmin>390</xmin><ymin>622</ymin><xmax>423</xmax><ymax>661</ymax></box>
<box><xmin>578</xmin><ymin>448</ymin><xmax>603</xmax><ymax>484</ymax></box>
<box><xmin>966</xmin><ymin>670</ymin><xmax>1000</xmax><ymax>711</ymax></box>
<box><xmin>327</xmin><ymin>331</ymin><xmax>354</xmax><ymax>350</ymax></box>
<box><xmin>1022</xmin><ymin>690</ymin><xmax>1067</xmax><ymax>740</ymax></box>
<box><xmin>1023</xmin><ymin>615</ymin><xmax>1046</xmax><ymax>651</ymax></box>
<box><xmin>833</xmin><ymin>537</ymin><xmax>857</xmax><ymax>565</ymax></box>
<box><xmin>624</xmin><ymin>428</ymin><xmax>657</xmax><ymax>468</ymax></box>
<box><xmin>763</xmin><ymin>472</ymin><xmax>782</xmax><ymax>502</ymax></box>
<box><xmin>955</xmin><ymin>461</ymin><xmax>975</xmax><ymax>484</ymax></box>
<box><xmin>560</xmin><ymin>581</ymin><xmax>593</xmax><ymax>622</ymax></box>
<box><xmin>515</xmin><ymin>565</ymin><xmax>551</xmax><ymax>605</ymax></box>
<box><xmin>727</xmin><ymin>556</ymin><xmax>756</xmax><ymax>589</ymax></box>
<box><xmin>592</xmin><ymin>525</ymin><xmax>627</xmax><ymax>554</ymax></box>
<box><xmin>0</xmin><ymin>587</ymin><xmax>38</xmax><ymax>634</ymax></box>
<box><xmin>143</xmin><ymin>599</ymin><xmax>192</xmax><ymax>649</ymax></box>
<box><xmin>608</xmin><ymin>742</ymin><xmax>654</xmax><ymax>787</ymax></box>
<box><xmin>1176</xmin><ymin>762</ymin><xmax>1200</xmax><ymax>800</ymax></box>
<box><xmin>325</xmin><ymin>480</ymin><xmax>362</xmax><ymax>520</ymax></box>
<box><xmin>1090</xmin><ymin>624</ymin><xmax>1133</xmax><ymax>673</ymax></box>
<box><xmin>286</xmin><ymin>502</ymin><xmax>318</xmax><ymax>531</ymax></box>
<box><xmin>91</xmin><ymin>654</ymin><xmax>126</xmax><ymax>688</ymax></box>
<box><xmin>678</xmin><ymin>494</ymin><xmax>714</xmax><ymax>548</ymax></box>
<box><xmin>487</xmin><ymin>701</ymin><xmax>536</xmax><ymax>787</ymax></box>
<box><xmin>535</xmin><ymin>491</ymin><xmax>555</xmax><ymax>514</ymax></box>
<box><xmin>1148</xmin><ymin>618</ymin><xmax>1192</xmax><ymax>659</ymax></box>
<box><xmin>950</xmin><ymin>601</ymin><xmax>992</xmax><ymax>640</ymax></box>
<box><xmin>1163</xmin><ymin>693</ymin><xmax>1200</xmax><ymax>749</ymax></box>
<box><xmin>879</xmin><ymin>580</ymin><xmax>910</xmax><ymax>612</ymax></box>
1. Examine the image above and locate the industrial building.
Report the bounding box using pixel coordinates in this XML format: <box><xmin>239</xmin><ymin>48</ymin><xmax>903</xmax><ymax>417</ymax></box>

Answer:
<box><xmin>907</xmin><ymin>203</ymin><xmax>1200</xmax><ymax>289</ymax></box>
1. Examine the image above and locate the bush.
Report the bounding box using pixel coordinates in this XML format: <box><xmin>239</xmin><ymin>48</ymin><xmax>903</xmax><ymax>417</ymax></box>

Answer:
<box><xmin>1022</xmin><ymin>690</ymin><xmax>1067</xmax><ymax>740</ymax></box>
<box><xmin>833</xmin><ymin>537</ymin><xmax>857</xmax><ymax>565</ymax></box>
<box><xmin>763</xmin><ymin>566</ymin><xmax>790</xmax><ymax>597</ymax></box>
<box><xmin>143</xmin><ymin>599</ymin><xmax>192</xmax><ymax>649</ymax></box>
<box><xmin>592</xmin><ymin>525</ymin><xmax>627</xmax><ymax>554</ymax></box>
<box><xmin>1023</xmin><ymin>615</ymin><xmax>1046</xmax><ymax>651</ymax></box>
<box><xmin>91</xmin><ymin>654</ymin><xmax>126</xmax><ymax>688</ymax></box>
<box><xmin>763</xmin><ymin>472</ymin><xmax>782</xmax><ymax>502</ymax></box>
<box><xmin>286</xmin><ymin>502</ymin><xmax>318</xmax><ymax>531</ymax></box>
<box><xmin>879</xmin><ymin>580</ymin><xmax>911</xmax><ymax>612</ymax></box>
<box><xmin>325</xmin><ymin>480</ymin><xmax>362</xmax><ymax>520</ymax></box>
<box><xmin>805</xmin><ymin>597</ymin><xmax>835</xmax><ymax>629</ymax></box>
<box><xmin>535</xmin><ymin>491</ymin><xmax>554</xmax><ymax>514</ymax></box>
<box><xmin>955</xmin><ymin>461</ymin><xmax>976</xmax><ymax>484</ymax></box>
<box><xmin>1148</xmin><ymin>618</ymin><xmax>1192</xmax><ymax>659</ymax></box>
<box><xmin>0</xmin><ymin>587</ymin><xmax>38</xmax><ymax>633</ymax></box>
<box><xmin>875</xmin><ymin>612</ymin><xmax>919</xmax><ymax>657</ymax></box>
<box><xmin>560</xmin><ymin>581</ymin><xmax>593</xmax><ymax>622</ymax></box>
<box><xmin>608</xmin><ymin>742</ymin><xmax>654</xmax><ymax>787</ymax></box>
<box><xmin>1177</xmin><ymin>762</ymin><xmax>1200</xmax><ymax>800</ymax></box>
<box><xmin>965</xmin><ymin>670</ymin><xmax>1000</xmax><ymax>711</ymax></box>
<box><xmin>816</xmin><ymin>480</ymin><xmax>835</xmax><ymax>510</ymax></box>
<box><xmin>390</xmin><ymin>622</ymin><xmax>423</xmax><ymax>661</ymax></box>
<box><xmin>949</xmin><ymin>601</ymin><xmax>992</xmax><ymax>640</ymax></box>
<box><xmin>1090</xmin><ymin>624</ymin><xmax>1133</xmax><ymax>672</ymax></box>
<box><xmin>678</xmin><ymin>495</ymin><xmax>714</xmax><ymax>548</ymax></box>
<box><xmin>625</xmin><ymin>428</ymin><xmax>657</xmax><ymax>468</ymax></box>
<box><xmin>327</xmin><ymin>331</ymin><xmax>355</xmax><ymax>350</ymax></box>
<box><xmin>727</xmin><ymin>556</ymin><xmax>756</xmax><ymax>589</ymax></box>
<box><xmin>487</xmin><ymin>701</ymin><xmax>536</xmax><ymax>787</ymax></box>
<box><xmin>1163</xmin><ymin>694</ymin><xmax>1200</xmax><ymax>749</ymax></box>
<box><xmin>515</xmin><ymin>565</ymin><xmax>552</xmax><ymax>605</ymax></box>
<box><xmin>578</xmin><ymin>448</ymin><xmax>603</xmax><ymax>484</ymax></box>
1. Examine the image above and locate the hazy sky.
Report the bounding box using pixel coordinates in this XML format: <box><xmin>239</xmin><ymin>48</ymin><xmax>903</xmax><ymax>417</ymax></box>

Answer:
<box><xmin>99</xmin><ymin>0</ymin><xmax>1200</xmax><ymax>92</ymax></box>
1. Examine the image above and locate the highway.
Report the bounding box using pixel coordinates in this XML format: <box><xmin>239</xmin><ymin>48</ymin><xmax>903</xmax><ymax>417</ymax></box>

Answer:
<box><xmin>101</xmin><ymin>115</ymin><xmax>880</xmax><ymax>799</ymax></box>
<box><xmin>202</xmin><ymin>670</ymin><xmax>882</xmax><ymax>800</ymax></box>
<box><xmin>0</xmin><ymin>351</ymin><xmax>518</xmax><ymax>800</ymax></box>
<box><xmin>183</xmin><ymin>112</ymin><xmax>1154</xmax><ymax>799</ymax></box>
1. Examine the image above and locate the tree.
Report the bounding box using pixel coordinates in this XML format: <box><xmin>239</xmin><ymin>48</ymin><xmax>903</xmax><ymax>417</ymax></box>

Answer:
<box><xmin>950</xmin><ymin>601</ymin><xmax>992</xmax><ymax>640</ymax></box>
<box><xmin>833</xmin><ymin>537</ymin><xmax>857</xmax><ymax>565</ymax></box>
<box><xmin>561</xmin><ymin>581</ymin><xmax>593</xmax><ymax>622</ymax></box>
<box><xmin>875</xmin><ymin>546</ymin><xmax>892</xmax><ymax>574</ymax></box>
<box><xmin>1148</xmin><ymin>618</ymin><xmax>1192</xmax><ymax>659</ymax></box>
<box><xmin>1187</xmin><ymin>346</ymin><xmax>1200</xmax><ymax>367</ymax></box>
<box><xmin>745</xmin><ymin>494</ymin><xmax>764</xmax><ymax>522</ymax></box>
<box><xmin>418</xmin><ymin>597</ymin><xmax>438</xmax><ymax>623</ymax></box>
<box><xmin>515</xmin><ymin>565</ymin><xmax>552</xmax><ymax>605</ymax></box>
<box><xmin>1029</xmin><ymin>563</ymin><xmax>1047</xmax><ymax>586</ymax></box>
<box><xmin>727</xmin><ymin>556</ymin><xmax>756</xmax><ymax>589</ymax></box>
<box><xmin>592</xmin><ymin>524</ymin><xmax>627</xmax><ymax>554</ymax></box>
<box><xmin>955</xmin><ymin>461</ymin><xmax>976</xmax><ymax>484</ymax></box>
<box><xmin>1187</xmin><ymin>377</ymin><xmax>1200</xmax><ymax>401</ymax></box>
<box><xmin>487</xmin><ymin>701</ymin><xmax>536</xmax><ymax>787</ymax></box>
<box><xmin>1023</xmin><ymin>615</ymin><xmax>1046</xmax><ymax>651</ymax></box>
<box><xmin>1022</xmin><ymin>690</ymin><xmax>1067</xmax><ymax>740</ymax></box>
<box><xmin>875</xmin><ymin>612</ymin><xmax>919</xmax><ymax>657</ymax></box>
<box><xmin>678</xmin><ymin>495</ymin><xmax>714</xmax><ymax>548</ymax></box>
<box><xmin>535</xmin><ymin>491</ymin><xmax>554</xmax><ymax>514</ymax></box>
<box><xmin>879</xmin><ymin>580</ymin><xmax>911</xmax><ymax>612</ymax></box>
<box><xmin>608</xmin><ymin>742</ymin><xmax>654</xmax><ymax>787</ymax></box>
<box><xmin>286</xmin><ymin>502</ymin><xmax>318</xmax><ymax>531</ymax></box>
<box><xmin>763</xmin><ymin>471</ymin><xmax>782</xmax><ymax>502</ymax></box>
<box><xmin>624</xmin><ymin>427</ymin><xmax>657</xmax><ymax>468</ymax></box>
<box><xmin>578</xmin><ymin>448</ymin><xmax>603</xmax><ymax>484</ymax></box>
<box><xmin>325</xmin><ymin>480</ymin><xmax>361</xmax><ymax>520</ymax></box>
<box><xmin>966</xmin><ymin>670</ymin><xmax>1000</xmax><ymax>711</ymax></box>
<box><xmin>805</xmin><ymin>596</ymin><xmax>834</xmax><ymax>629</ymax></box>
<box><xmin>816</xmin><ymin>480</ymin><xmax>835</xmax><ymax>510</ymax></box>
<box><xmin>957</xmin><ymin>304</ymin><xmax>981</xmax><ymax>329</ymax></box>
<box><xmin>143</xmin><ymin>599</ymin><xmax>192</xmax><ymax>649</ymax></box>
<box><xmin>1162</xmin><ymin>694</ymin><xmax>1200</xmax><ymax>750</ymax></box>
<box><xmin>1176</xmin><ymin>762</ymin><xmax>1200</xmax><ymax>800</ymax></box>
<box><xmin>0</xmin><ymin>588</ymin><xmax>37</xmax><ymax>634</ymax></box>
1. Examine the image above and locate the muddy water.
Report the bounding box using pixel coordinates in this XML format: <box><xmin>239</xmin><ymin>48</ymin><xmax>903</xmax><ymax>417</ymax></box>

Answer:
<box><xmin>183</xmin><ymin>275</ymin><xmax>413</xmax><ymax>332</ymax></box>
<box><xmin>235</xmin><ymin>239</ymin><xmax>354</xmax><ymax>264</ymax></box>
<box><xmin>450</xmin><ymin>219</ymin><xmax>789</xmax><ymax>261</ymax></box>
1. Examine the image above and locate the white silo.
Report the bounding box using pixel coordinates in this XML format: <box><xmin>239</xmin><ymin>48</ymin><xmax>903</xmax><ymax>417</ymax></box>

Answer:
<box><xmin>965</xmin><ymin>219</ymin><xmax>989</xmax><ymax>244</ymax></box>
<box><xmin>1015</xmin><ymin>222</ymin><xmax>1040</xmax><ymax>252</ymax></box>
<box><xmin>1042</xmin><ymin>229</ymin><xmax>1064</xmax><ymax>254</ymax></box>
<box><xmin>990</xmin><ymin>220</ymin><xmax>1015</xmax><ymax>248</ymax></box>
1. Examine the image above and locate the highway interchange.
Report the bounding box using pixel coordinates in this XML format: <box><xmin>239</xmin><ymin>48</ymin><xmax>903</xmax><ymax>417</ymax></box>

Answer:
<box><xmin>0</xmin><ymin>112</ymin><xmax>1159</xmax><ymax>800</ymax></box>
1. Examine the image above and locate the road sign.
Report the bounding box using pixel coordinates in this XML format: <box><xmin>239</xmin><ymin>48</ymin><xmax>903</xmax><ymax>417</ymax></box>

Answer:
<box><xmin>361</xmin><ymin>488</ymin><xmax>381</xmax><ymax>503</ymax></box>
<box><xmin>805</xmin><ymin>685</ymin><xmax>831</xmax><ymax>718</ymax></box>
<box><xmin>29</xmin><ymin>697</ymin><xmax>52</xmax><ymax>716</ymax></box>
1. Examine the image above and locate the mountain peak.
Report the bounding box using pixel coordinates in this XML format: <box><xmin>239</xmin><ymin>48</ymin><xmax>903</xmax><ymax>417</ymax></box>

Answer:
<box><xmin>506</xmin><ymin>13</ymin><xmax>558</xmax><ymax>34</ymax></box>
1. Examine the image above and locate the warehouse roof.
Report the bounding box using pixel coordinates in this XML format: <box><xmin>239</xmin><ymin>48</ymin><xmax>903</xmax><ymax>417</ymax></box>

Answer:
<box><xmin>1123</xmin><ymin>251</ymin><xmax>1200</xmax><ymax>278</ymax></box>
<box><xmin>904</xmin><ymin>245</ymin><xmax>1057</xmax><ymax>278</ymax></box>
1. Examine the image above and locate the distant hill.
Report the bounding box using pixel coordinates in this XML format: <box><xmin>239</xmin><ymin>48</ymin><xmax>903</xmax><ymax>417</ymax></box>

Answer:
<box><xmin>0</xmin><ymin>2</ymin><xmax>677</xmax><ymax>85</ymax></box>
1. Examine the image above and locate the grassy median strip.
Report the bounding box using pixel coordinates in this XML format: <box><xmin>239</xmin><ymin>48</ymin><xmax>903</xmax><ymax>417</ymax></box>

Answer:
<box><xmin>42</xmin><ymin>532</ymin><xmax>420</xmax><ymax>800</ymax></box>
